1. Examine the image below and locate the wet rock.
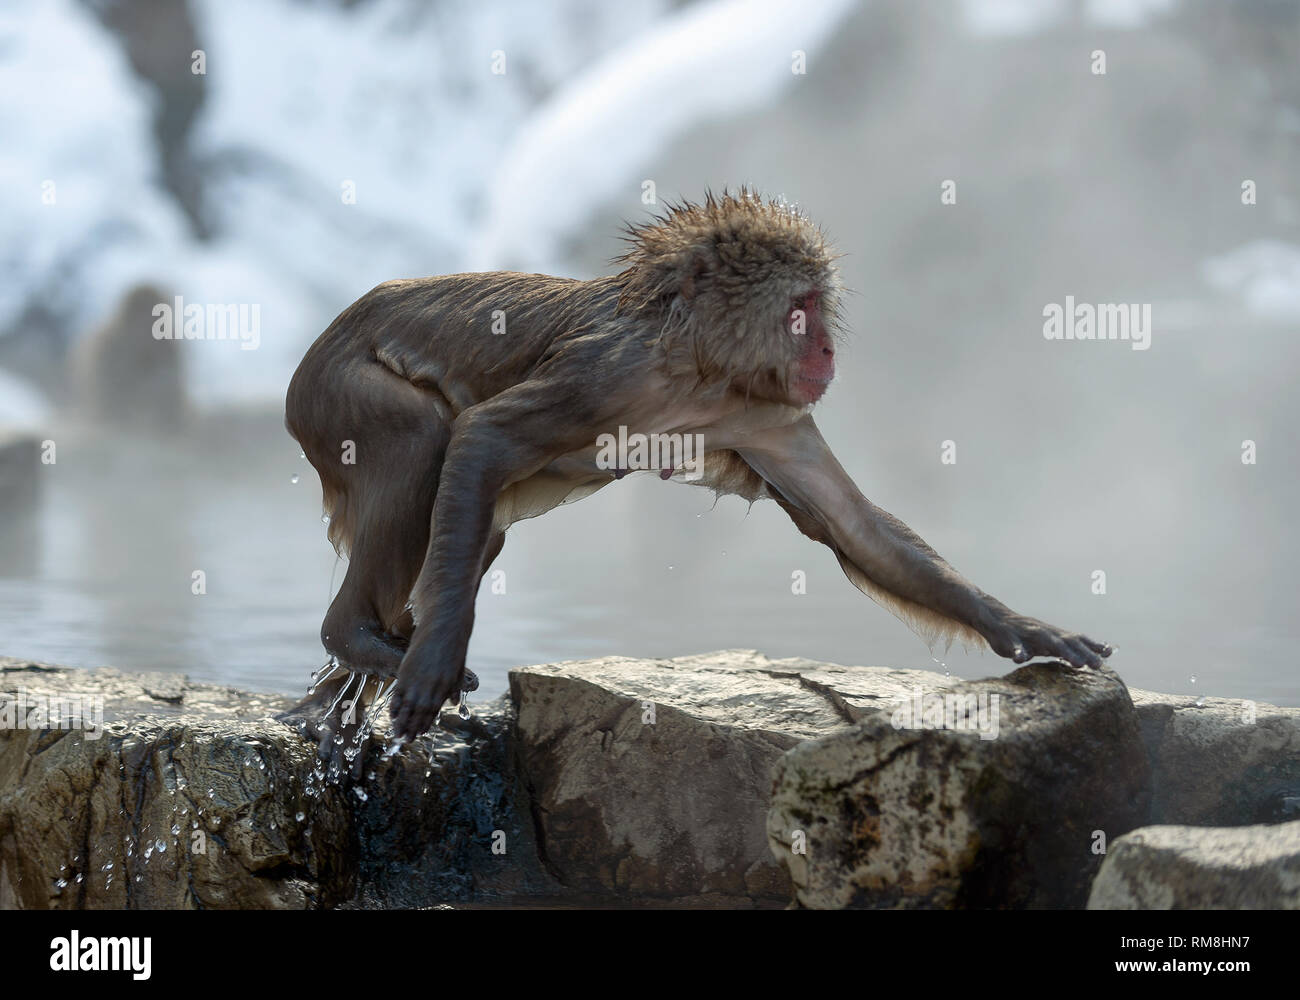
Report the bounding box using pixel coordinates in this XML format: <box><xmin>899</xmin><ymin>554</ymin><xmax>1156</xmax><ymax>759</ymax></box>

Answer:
<box><xmin>1127</xmin><ymin>688</ymin><xmax>1300</xmax><ymax>826</ymax></box>
<box><xmin>0</xmin><ymin>658</ymin><xmax>532</xmax><ymax>909</ymax></box>
<box><xmin>508</xmin><ymin>650</ymin><xmax>949</xmax><ymax>903</ymax></box>
<box><xmin>8</xmin><ymin>650</ymin><xmax>1295</xmax><ymax>910</ymax></box>
<box><xmin>766</xmin><ymin>663</ymin><xmax>1151</xmax><ymax>909</ymax></box>
<box><xmin>1088</xmin><ymin>819</ymin><xmax>1300</xmax><ymax>909</ymax></box>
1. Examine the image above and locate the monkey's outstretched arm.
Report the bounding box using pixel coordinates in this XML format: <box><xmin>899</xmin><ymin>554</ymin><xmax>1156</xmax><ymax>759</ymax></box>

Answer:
<box><xmin>737</xmin><ymin>415</ymin><xmax>1112</xmax><ymax>668</ymax></box>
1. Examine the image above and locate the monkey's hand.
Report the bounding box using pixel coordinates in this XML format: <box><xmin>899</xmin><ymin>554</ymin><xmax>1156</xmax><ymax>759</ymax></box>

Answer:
<box><xmin>977</xmin><ymin>605</ymin><xmax>1112</xmax><ymax>670</ymax></box>
<box><xmin>389</xmin><ymin>644</ymin><xmax>463</xmax><ymax>740</ymax></box>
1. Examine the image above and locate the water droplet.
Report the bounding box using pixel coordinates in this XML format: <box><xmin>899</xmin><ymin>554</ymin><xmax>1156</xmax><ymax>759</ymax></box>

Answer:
<box><xmin>1195</xmin><ymin>696</ymin><xmax>1206</xmax><ymax>708</ymax></box>
<box><xmin>321</xmin><ymin>515</ymin><xmax>331</xmax><ymax>524</ymax></box>
<box><xmin>100</xmin><ymin>862</ymin><xmax>113</xmax><ymax>872</ymax></box>
<box><xmin>75</xmin><ymin>873</ymin><xmax>84</xmax><ymax>884</ymax></box>
<box><xmin>299</xmin><ymin>450</ymin><xmax>305</xmax><ymax>459</ymax></box>
<box><xmin>55</xmin><ymin>878</ymin><xmax>67</xmax><ymax>890</ymax></box>
<box><xmin>1189</xmin><ymin>674</ymin><xmax>1198</xmax><ymax>686</ymax></box>
<box><xmin>296</xmin><ymin>812</ymin><xmax>305</xmax><ymax>823</ymax></box>
<box><xmin>291</xmin><ymin>474</ymin><xmax>300</xmax><ymax>484</ymax></box>
<box><xmin>171</xmin><ymin>824</ymin><xmax>181</xmax><ymax>837</ymax></box>
<box><xmin>354</xmin><ymin>787</ymin><xmax>368</xmax><ymax>802</ymax></box>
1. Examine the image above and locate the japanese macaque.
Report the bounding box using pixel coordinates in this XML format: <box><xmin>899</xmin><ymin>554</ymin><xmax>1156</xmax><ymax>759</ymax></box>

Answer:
<box><xmin>285</xmin><ymin>190</ymin><xmax>1111</xmax><ymax>748</ymax></box>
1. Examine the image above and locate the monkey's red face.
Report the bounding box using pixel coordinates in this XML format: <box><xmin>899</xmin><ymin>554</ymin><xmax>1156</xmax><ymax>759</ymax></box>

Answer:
<box><xmin>788</xmin><ymin>290</ymin><xmax>835</xmax><ymax>404</ymax></box>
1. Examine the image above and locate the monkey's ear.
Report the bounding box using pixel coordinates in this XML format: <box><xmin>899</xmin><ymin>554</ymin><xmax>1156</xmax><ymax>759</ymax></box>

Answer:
<box><xmin>677</xmin><ymin>253</ymin><xmax>710</xmax><ymax>302</ymax></box>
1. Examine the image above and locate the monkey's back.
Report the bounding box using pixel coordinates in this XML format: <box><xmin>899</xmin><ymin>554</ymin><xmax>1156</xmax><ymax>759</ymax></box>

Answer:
<box><xmin>295</xmin><ymin>272</ymin><xmax>631</xmax><ymax>417</ymax></box>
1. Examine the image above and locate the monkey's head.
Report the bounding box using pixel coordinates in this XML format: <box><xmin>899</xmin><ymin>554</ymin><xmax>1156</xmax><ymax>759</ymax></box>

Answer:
<box><xmin>615</xmin><ymin>189</ymin><xmax>844</xmax><ymax>407</ymax></box>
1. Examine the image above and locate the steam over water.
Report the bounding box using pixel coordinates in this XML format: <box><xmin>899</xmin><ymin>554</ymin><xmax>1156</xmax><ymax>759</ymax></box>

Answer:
<box><xmin>1</xmin><ymin>0</ymin><xmax>1297</xmax><ymax>707</ymax></box>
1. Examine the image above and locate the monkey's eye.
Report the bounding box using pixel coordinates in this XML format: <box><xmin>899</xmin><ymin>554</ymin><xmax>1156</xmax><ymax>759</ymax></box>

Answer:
<box><xmin>791</xmin><ymin>291</ymin><xmax>819</xmax><ymax>313</ymax></box>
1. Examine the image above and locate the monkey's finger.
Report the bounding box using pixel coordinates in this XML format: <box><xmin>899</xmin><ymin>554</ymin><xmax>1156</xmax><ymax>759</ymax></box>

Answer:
<box><xmin>1081</xmin><ymin>635</ymin><xmax>1113</xmax><ymax>658</ymax></box>
<box><xmin>983</xmin><ymin>627</ymin><xmax>1024</xmax><ymax>661</ymax></box>
<box><xmin>1039</xmin><ymin>631</ymin><xmax>1082</xmax><ymax>667</ymax></box>
<box><xmin>1063</xmin><ymin>636</ymin><xmax>1102</xmax><ymax>669</ymax></box>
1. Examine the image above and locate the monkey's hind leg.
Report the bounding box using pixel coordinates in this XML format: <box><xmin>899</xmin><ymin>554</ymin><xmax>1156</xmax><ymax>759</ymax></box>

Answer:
<box><xmin>282</xmin><ymin>375</ymin><xmax>481</xmax><ymax>772</ymax></box>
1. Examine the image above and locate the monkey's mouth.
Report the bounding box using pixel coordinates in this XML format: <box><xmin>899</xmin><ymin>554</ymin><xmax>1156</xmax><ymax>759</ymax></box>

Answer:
<box><xmin>796</xmin><ymin>375</ymin><xmax>833</xmax><ymax>401</ymax></box>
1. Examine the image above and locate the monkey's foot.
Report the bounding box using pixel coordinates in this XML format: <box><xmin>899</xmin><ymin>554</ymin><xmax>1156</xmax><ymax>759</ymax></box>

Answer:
<box><xmin>278</xmin><ymin>659</ymin><xmax>480</xmax><ymax>777</ymax></box>
<box><xmin>388</xmin><ymin>655</ymin><xmax>475</xmax><ymax>741</ymax></box>
<box><xmin>276</xmin><ymin>665</ymin><xmax>395</xmax><ymax>782</ymax></box>
<box><xmin>981</xmin><ymin>612</ymin><xmax>1113</xmax><ymax>670</ymax></box>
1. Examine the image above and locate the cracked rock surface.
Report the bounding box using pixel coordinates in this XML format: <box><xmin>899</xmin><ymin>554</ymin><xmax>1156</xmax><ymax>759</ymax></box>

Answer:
<box><xmin>766</xmin><ymin>662</ymin><xmax>1151</xmax><ymax>909</ymax></box>
<box><xmin>508</xmin><ymin>649</ymin><xmax>953</xmax><ymax>903</ymax></box>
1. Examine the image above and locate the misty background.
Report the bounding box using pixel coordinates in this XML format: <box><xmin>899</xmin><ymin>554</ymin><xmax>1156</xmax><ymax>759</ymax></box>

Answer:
<box><xmin>0</xmin><ymin>0</ymin><xmax>1296</xmax><ymax>708</ymax></box>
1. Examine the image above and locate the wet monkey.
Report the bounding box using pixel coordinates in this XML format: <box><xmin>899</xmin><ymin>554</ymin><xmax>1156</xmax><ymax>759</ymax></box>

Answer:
<box><xmin>285</xmin><ymin>190</ymin><xmax>1111</xmax><ymax>744</ymax></box>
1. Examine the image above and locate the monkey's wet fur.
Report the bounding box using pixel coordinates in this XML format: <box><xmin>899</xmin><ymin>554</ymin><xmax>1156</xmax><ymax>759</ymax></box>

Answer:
<box><xmin>283</xmin><ymin>189</ymin><xmax>1111</xmax><ymax>770</ymax></box>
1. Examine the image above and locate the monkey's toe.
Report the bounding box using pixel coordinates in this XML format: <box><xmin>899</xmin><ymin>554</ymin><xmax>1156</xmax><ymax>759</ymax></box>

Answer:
<box><xmin>389</xmin><ymin>655</ymin><xmax>465</xmax><ymax>740</ymax></box>
<box><xmin>314</xmin><ymin>716</ymin><xmax>370</xmax><ymax>782</ymax></box>
<box><xmin>1081</xmin><ymin>635</ymin><xmax>1114</xmax><ymax>659</ymax></box>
